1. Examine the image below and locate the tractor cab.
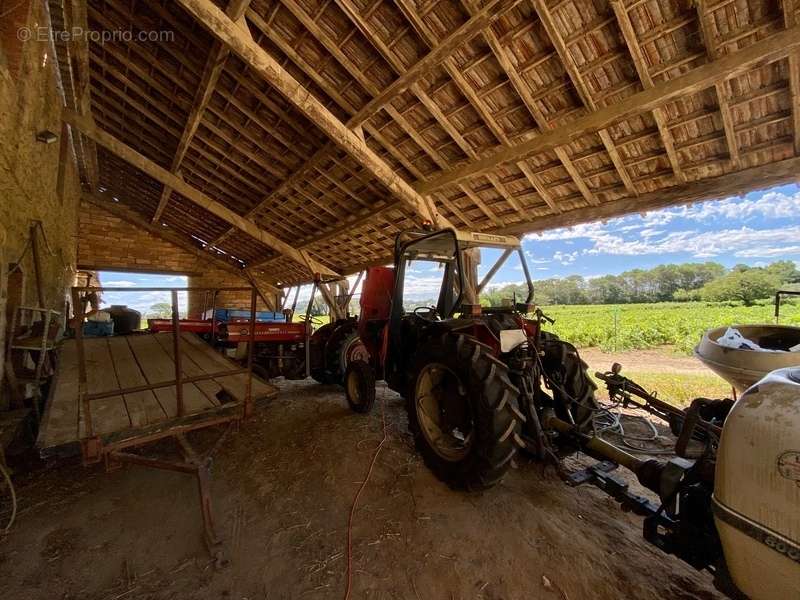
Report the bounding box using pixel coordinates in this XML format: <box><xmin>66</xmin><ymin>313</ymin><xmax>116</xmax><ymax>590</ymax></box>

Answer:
<box><xmin>352</xmin><ymin>227</ymin><xmax>547</xmax><ymax>404</ymax></box>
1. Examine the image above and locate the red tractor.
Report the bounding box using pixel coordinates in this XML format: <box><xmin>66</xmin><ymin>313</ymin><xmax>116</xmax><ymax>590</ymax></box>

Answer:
<box><xmin>343</xmin><ymin>228</ymin><xmax>597</xmax><ymax>490</ymax></box>
<box><xmin>343</xmin><ymin>229</ymin><xmax>800</xmax><ymax>597</ymax></box>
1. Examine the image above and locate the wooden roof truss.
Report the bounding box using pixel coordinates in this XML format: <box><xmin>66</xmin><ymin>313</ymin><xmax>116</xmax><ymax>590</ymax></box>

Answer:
<box><xmin>53</xmin><ymin>0</ymin><xmax>800</xmax><ymax>285</ymax></box>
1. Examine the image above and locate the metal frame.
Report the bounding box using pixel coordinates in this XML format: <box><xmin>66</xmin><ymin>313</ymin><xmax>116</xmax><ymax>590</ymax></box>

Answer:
<box><xmin>68</xmin><ymin>285</ymin><xmax>259</xmax><ymax>555</ymax></box>
<box><xmin>775</xmin><ymin>289</ymin><xmax>800</xmax><ymax>323</ymax></box>
<box><xmin>8</xmin><ymin>306</ymin><xmax>61</xmax><ymax>421</ymax></box>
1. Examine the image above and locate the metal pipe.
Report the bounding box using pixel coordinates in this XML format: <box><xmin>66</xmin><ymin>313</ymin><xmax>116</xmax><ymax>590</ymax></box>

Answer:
<box><xmin>544</xmin><ymin>414</ymin><xmax>645</xmax><ymax>472</ymax></box>
<box><xmin>476</xmin><ymin>248</ymin><xmax>512</xmax><ymax>294</ymax></box>
<box><xmin>517</xmin><ymin>248</ymin><xmax>535</xmax><ymax>305</ymax></box>
<box><xmin>171</xmin><ymin>290</ymin><xmax>184</xmax><ymax>417</ymax></box>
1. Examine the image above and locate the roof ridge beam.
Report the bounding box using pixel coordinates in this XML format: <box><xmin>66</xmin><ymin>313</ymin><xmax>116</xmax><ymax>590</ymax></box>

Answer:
<box><xmin>415</xmin><ymin>24</ymin><xmax>800</xmax><ymax>194</ymax></box>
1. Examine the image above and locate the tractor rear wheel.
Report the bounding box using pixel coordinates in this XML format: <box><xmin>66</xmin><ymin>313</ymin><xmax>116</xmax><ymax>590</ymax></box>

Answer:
<box><xmin>344</xmin><ymin>360</ymin><xmax>376</xmax><ymax>414</ymax></box>
<box><xmin>327</xmin><ymin>329</ymin><xmax>368</xmax><ymax>385</ymax></box>
<box><xmin>407</xmin><ymin>333</ymin><xmax>524</xmax><ymax>490</ymax></box>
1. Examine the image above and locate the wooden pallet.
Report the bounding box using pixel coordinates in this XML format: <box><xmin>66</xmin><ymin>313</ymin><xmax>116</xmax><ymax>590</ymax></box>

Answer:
<box><xmin>38</xmin><ymin>332</ymin><xmax>277</xmax><ymax>455</ymax></box>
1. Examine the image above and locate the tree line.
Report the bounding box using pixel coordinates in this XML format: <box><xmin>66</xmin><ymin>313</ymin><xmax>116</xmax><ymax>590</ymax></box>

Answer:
<box><xmin>480</xmin><ymin>260</ymin><xmax>800</xmax><ymax>307</ymax></box>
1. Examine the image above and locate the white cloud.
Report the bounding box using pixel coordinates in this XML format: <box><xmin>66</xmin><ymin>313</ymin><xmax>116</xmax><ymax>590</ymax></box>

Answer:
<box><xmin>681</xmin><ymin>191</ymin><xmax>800</xmax><ymax>222</ymax></box>
<box><xmin>734</xmin><ymin>245</ymin><xmax>800</xmax><ymax>258</ymax></box>
<box><xmin>103</xmin><ymin>280</ymin><xmax>137</xmax><ymax>287</ymax></box>
<box><xmin>584</xmin><ymin>226</ymin><xmax>800</xmax><ymax>258</ymax></box>
<box><xmin>553</xmin><ymin>250</ymin><xmax>578</xmax><ymax>265</ymax></box>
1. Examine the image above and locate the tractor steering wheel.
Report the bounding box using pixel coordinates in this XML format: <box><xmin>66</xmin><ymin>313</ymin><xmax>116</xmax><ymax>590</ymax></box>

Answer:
<box><xmin>412</xmin><ymin>305</ymin><xmax>439</xmax><ymax>321</ymax></box>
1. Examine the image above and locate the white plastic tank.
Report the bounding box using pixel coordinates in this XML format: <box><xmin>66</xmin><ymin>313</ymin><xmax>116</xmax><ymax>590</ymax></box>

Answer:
<box><xmin>713</xmin><ymin>367</ymin><xmax>800</xmax><ymax>599</ymax></box>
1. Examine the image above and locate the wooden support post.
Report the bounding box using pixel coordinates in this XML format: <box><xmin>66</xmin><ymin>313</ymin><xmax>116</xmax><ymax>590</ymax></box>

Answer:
<box><xmin>30</xmin><ymin>223</ymin><xmax>45</xmax><ymax>308</ymax></box>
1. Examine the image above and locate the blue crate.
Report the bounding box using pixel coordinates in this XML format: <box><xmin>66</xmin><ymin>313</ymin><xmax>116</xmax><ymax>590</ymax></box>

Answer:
<box><xmin>83</xmin><ymin>320</ymin><xmax>114</xmax><ymax>337</ymax></box>
<box><xmin>203</xmin><ymin>308</ymin><xmax>285</xmax><ymax>322</ymax></box>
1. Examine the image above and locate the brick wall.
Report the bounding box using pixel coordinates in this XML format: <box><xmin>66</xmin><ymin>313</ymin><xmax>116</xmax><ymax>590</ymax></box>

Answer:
<box><xmin>77</xmin><ymin>202</ymin><xmax>280</xmax><ymax>316</ymax></box>
<box><xmin>78</xmin><ymin>203</ymin><xmax>210</xmax><ymax>275</ymax></box>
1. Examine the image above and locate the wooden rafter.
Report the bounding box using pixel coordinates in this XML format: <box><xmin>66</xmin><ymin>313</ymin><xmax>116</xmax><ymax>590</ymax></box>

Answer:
<box><xmin>394</xmin><ymin>0</ymin><xmax>566</xmax><ymax>214</ymax></box>
<box><xmin>151</xmin><ymin>0</ymin><xmax>248</xmax><ymax>224</ymax></box>
<box><xmin>82</xmin><ymin>191</ymin><xmax>280</xmax><ymax>298</ymax></box>
<box><xmin>610</xmin><ymin>0</ymin><xmax>687</xmax><ymax>182</ymax></box>
<box><xmin>66</xmin><ymin>0</ymin><xmax>99</xmax><ymax>188</ymax></box>
<box><xmin>500</xmin><ymin>154</ymin><xmax>800</xmax><ymax>236</ymax></box>
<box><xmin>416</xmin><ymin>25</ymin><xmax>800</xmax><ymax>194</ymax></box>
<box><xmin>782</xmin><ymin>0</ymin><xmax>800</xmax><ymax>155</ymax></box>
<box><xmin>529</xmin><ymin>0</ymin><xmax>636</xmax><ymax>198</ymax></box>
<box><xmin>695</xmin><ymin>0</ymin><xmax>741</xmax><ymax>169</ymax></box>
<box><xmin>176</xmin><ymin>0</ymin><xmax>450</xmax><ymax>229</ymax></box>
<box><xmin>64</xmin><ymin>110</ymin><xmax>338</xmax><ymax>277</ymax></box>
<box><xmin>331</xmin><ymin>153</ymin><xmax>800</xmax><ymax>275</ymax></box>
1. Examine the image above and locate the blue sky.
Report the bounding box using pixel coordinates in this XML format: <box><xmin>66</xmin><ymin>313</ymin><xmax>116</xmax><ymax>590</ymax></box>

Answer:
<box><xmin>100</xmin><ymin>183</ymin><xmax>800</xmax><ymax>307</ymax></box>
<box><xmin>97</xmin><ymin>272</ymin><xmax>188</xmax><ymax>317</ymax></box>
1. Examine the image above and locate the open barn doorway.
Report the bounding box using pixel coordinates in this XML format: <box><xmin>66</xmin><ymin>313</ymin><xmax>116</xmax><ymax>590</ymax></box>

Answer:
<box><xmin>94</xmin><ymin>271</ymin><xmax>189</xmax><ymax>325</ymax></box>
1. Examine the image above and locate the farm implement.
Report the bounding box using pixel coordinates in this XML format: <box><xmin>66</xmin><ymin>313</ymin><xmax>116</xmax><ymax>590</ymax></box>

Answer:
<box><xmin>148</xmin><ymin>276</ymin><xmax>366</xmax><ymax>384</ymax></box>
<box><xmin>342</xmin><ymin>227</ymin><xmax>799</xmax><ymax>600</ymax></box>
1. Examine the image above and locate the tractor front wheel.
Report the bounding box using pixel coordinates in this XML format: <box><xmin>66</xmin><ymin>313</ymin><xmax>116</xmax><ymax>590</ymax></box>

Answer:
<box><xmin>407</xmin><ymin>334</ymin><xmax>524</xmax><ymax>490</ymax></box>
<box><xmin>344</xmin><ymin>360</ymin><xmax>376</xmax><ymax>414</ymax></box>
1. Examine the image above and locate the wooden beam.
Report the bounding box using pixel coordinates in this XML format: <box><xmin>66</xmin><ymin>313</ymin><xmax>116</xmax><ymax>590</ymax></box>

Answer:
<box><xmin>782</xmin><ymin>0</ymin><xmax>800</xmax><ymax>156</ymax></box>
<box><xmin>610</xmin><ymin>0</ymin><xmax>687</xmax><ymax>182</ymax></box>
<box><xmin>695</xmin><ymin>1</ymin><xmax>741</xmax><ymax>169</ymax></box>
<box><xmin>64</xmin><ymin>110</ymin><xmax>338</xmax><ymax>277</ymax></box>
<box><xmin>530</xmin><ymin>0</ymin><xmax>635</xmax><ymax>199</ymax></box>
<box><xmin>351</xmin><ymin>0</ymin><xmax>511</xmax><ymax>124</ymax></box>
<box><xmin>240</xmin><ymin>3</ymin><xmax>511</xmax><ymax>239</ymax></box>
<box><xmin>82</xmin><ymin>191</ymin><xmax>278</xmax><ymax>294</ymax></box>
<box><xmin>66</xmin><ymin>0</ymin><xmax>99</xmax><ymax>188</ymax></box>
<box><xmin>176</xmin><ymin>0</ymin><xmax>449</xmax><ymax>229</ymax></box>
<box><xmin>416</xmin><ymin>25</ymin><xmax>800</xmax><ymax>194</ymax></box>
<box><xmin>152</xmin><ymin>0</ymin><xmax>242</xmax><ymax>224</ymax></box>
<box><xmin>499</xmin><ymin>155</ymin><xmax>800</xmax><ymax>236</ymax></box>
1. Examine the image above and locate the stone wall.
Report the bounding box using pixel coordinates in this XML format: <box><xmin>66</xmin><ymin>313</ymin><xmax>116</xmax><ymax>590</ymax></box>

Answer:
<box><xmin>0</xmin><ymin>0</ymin><xmax>82</xmax><ymax>406</ymax></box>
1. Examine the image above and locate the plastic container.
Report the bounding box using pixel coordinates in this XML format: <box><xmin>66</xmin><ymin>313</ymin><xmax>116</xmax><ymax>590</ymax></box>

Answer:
<box><xmin>694</xmin><ymin>324</ymin><xmax>800</xmax><ymax>392</ymax></box>
<box><xmin>202</xmin><ymin>308</ymin><xmax>285</xmax><ymax>322</ymax></box>
<box><xmin>714</xmin><ymin>367</ymin><xmax>800</xmax><ymax>599</ymax></box>
<box><xmin>100</xmin><ymin>305</ymin><xmax>141</xmax><ymax>334</ymax></box>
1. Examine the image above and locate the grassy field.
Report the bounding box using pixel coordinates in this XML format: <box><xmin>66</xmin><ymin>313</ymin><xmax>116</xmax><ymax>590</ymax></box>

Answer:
<box><xmin>539</xmin><ymin>300</ymin><xmax>800</xmax><ymax>354</ymax></box>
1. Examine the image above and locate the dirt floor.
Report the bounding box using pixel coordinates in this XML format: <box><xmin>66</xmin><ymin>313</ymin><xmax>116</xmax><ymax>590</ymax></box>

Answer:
<box><xmin>0</xmin><ymin>375</ymin><xmax>723</xmax><ymax>600</ymax></box>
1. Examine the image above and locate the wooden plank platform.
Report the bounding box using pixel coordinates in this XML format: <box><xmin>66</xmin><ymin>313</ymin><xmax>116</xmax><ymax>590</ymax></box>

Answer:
<box><xmin>38</xmin><ymin>332</ymin><xmax>277</xmax><ymax>453</ymax></box>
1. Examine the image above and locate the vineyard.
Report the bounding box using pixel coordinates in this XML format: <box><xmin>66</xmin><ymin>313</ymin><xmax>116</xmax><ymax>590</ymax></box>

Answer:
<box><xmin>539</xmin><ymin>300</ymin><xmax>800</xmax><ymax>354</ymax></box>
